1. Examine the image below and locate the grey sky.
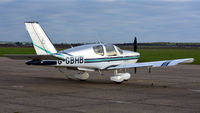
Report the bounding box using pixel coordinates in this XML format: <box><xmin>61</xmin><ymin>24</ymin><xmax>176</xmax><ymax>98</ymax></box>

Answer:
<box><xmin>0</xmin><ymin>0</ymin><xmax>200</xmax><ymax>43</ymax></box>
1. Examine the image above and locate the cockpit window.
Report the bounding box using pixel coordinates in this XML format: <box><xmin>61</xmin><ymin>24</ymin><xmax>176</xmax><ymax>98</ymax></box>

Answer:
<box><xmin>93</xmin><ymin>45</ymin><xmax>104</xmax><ymax>56</ymax></box>
<box><xmin>116</xmin><ymin>46</ymin><xmax>123</xmax><ymax>55</ymax></box>
<box><xmin>105</xmin><ymin>44</ymin><xmax>117</xmax><ymax>56</ymax></box>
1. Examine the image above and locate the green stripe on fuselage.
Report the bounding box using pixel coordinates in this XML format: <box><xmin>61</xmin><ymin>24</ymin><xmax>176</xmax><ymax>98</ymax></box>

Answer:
<box><xmin>33</xmin><ymin>43</ymin><xmax>64</xmax><ymax>57</ymax></box>
<box><xmin>85</xmin><ymin>56</ymin><xmax>139</xmax><ymax>63</ymax></box>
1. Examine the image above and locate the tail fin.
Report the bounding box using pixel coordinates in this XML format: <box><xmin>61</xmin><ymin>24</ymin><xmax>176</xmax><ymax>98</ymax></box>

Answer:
<box><xmin>25</xmin><ymin>21</ymin><xmax>57</xmax><ymax>55</ymax></box>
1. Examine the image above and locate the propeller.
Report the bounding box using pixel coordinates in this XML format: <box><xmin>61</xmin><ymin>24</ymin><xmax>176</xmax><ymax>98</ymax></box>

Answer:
<box><xmin>134</xmin><ymin>37</ymin><xmax>137</xmax><ymax>52</ymax></box>
<box><xmin>133</xmin><ymin>37</ymin><xmax>137</xmax><ymax>73</ymax></box>
<box><xmin>134</xmin><ymin>67</ymin><xmax>137</xmax><ymax>74</ymax></box>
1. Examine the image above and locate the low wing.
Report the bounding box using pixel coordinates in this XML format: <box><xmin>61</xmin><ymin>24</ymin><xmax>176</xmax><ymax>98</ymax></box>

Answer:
<box><xmin>4</xmin><ymin>54</ymin><xmax>61</xmax><ymax>60</ymax></box>
<box><xmin>108</xmin><ymin>58</ymin><xmax>194</xmax><ymax>70</ymax></box>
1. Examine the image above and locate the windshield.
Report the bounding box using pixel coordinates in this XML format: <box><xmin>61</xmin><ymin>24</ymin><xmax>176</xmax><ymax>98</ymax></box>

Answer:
<box><xmin>116</xmin><ymin>46</ymin><xmax>123</xmax><ymax>55</ymax></box>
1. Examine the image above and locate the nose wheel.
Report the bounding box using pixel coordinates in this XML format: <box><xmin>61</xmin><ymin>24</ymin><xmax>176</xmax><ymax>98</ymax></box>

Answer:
<box><xmin>74</xmin><ymin>72</ymin><xmax>89</xmax><ymax>81</ymax></box>
<box><xmin>110</xmin><ymin>70</ymin><xmax>131</xmax><ymax>83</ymax></box>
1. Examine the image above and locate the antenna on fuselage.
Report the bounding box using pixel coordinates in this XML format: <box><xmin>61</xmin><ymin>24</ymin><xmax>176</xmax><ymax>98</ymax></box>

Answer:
<box><xmin>98</xmin><ymin>41</ymin><xmax>104</xmax><ymax>45</ymax></box>
<box><xmin>70</xmin><ymin>43</ymin><xmax>73</xmax><ymax>48</ymax></box>
<box><xmin>98</xmin><ymin>41</ymin><xmax>102</xmax><ymax>44</ymax></box>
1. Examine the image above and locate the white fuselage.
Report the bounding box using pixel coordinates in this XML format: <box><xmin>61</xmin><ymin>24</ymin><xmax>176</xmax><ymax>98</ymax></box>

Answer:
<box><xmin>52</xmin><ymin>44</ymin><xmax>140</xmax><ymax>70</ymax></box>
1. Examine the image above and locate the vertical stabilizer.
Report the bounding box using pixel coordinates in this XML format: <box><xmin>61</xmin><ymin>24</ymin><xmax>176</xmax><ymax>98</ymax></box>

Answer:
<box><xmin>25</xmin><ymin>21</ymin><xmax>57</xmax><ymax>55</ymax></box>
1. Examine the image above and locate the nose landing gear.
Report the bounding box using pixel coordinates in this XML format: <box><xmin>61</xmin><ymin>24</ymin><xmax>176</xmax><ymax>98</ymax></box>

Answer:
<box><xmin>110</xmin><ymin>70</ymin><xmax>131</xmax><ymax>83</ymax></box>
<box><xmin>74</xmin><ymin>72</ymin><xmax>89</xmax><ymax>81</ymax></box>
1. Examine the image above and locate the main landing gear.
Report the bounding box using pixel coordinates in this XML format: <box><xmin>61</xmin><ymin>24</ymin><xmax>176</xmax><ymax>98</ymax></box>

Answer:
<box><xmin>74</xmin><ymin>72</ymin><xmax>90</xmax><ymax>81</ymax></box>
<box><xmin>110</xmin><ymin>70</ymin><xmax>131</xmax><ymax>83</ymax></box>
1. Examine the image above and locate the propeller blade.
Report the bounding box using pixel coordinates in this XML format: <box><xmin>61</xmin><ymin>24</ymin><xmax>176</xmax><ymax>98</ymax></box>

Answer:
<box><xmin>134</xmin><ymin>67</ymin><xmax>137</xmax><ymax>74</ymax></box>
<box><xmin>134</xmin><ymin>37</ymin><xmax>137</xmax><ymax>52</ymax></box>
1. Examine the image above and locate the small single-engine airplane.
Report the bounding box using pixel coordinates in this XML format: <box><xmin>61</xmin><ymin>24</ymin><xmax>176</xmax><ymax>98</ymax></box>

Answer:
<box><xmin>5</xmin><ymin>21</ymin><xmax>194</xmax><ymax>83</ymax></box>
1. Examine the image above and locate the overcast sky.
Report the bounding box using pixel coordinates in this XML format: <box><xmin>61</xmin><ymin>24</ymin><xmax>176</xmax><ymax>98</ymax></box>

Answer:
<box><xmin>0</xmin><ymin>0</ymin><xmax>200</xmax><ymax>43</ymax></box>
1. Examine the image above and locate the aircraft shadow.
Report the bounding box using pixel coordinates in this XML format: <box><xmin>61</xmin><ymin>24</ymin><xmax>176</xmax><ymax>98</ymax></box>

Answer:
<box><xmin>27</xmin><ymin>76</ymin><xmax>169</xmax><ymax>89</ymax></box>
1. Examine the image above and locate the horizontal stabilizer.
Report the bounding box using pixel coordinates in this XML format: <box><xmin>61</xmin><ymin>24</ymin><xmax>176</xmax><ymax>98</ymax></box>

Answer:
<box><xmin>4</xmin><ymin>54</ymin><xmax>61</xmax><ymax>60</ymax></box>
<box><xmin>108</xmin><ymin>58</ymin><xmax>194</xmax><ymax>70</ymax></box>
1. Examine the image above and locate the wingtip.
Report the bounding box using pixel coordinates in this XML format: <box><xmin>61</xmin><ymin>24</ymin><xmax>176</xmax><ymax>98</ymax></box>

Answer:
<box><xmin>184</xmin><ymin>58</ymin><xmax>194</xmax><ymax>63</ymax></box>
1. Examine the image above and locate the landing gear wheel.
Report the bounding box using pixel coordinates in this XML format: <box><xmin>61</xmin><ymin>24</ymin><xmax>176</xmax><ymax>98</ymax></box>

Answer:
<box><xmin>110</xmin><ymin>70</ymin><xmax>131</xmax><ymax>83</ymax></box>
<box><xmin>74</xmin><ymin>72</ymin><xmax>89</xmax><ymax>81</ymax></box>
<box><xmin>122</xmin><ymin>73</ymin><xmax>131</xmax><ymax>81</ymax></box>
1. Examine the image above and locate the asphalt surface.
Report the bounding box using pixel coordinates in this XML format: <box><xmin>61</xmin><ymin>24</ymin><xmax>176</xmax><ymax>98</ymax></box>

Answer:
<box><xmin>0</xmin><ymin>57</ymin><xmax>200</xmax><ymax>113</ymax></box>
